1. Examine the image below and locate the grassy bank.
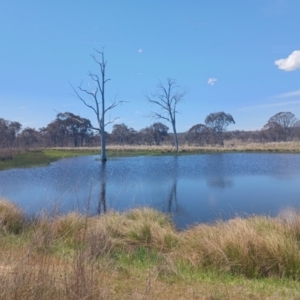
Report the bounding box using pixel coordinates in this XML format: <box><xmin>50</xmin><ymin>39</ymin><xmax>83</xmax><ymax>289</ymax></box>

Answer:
<box><xmin>105</xmin><ymin>141</ymin><xmax>300</xmax><ymax>154</ymax></box>
<box><xmin>1</xmin><ymin>141</ymin><xmax>300</xmax><ymax>171</ymax></box>
<box><xmin>1</xmin><ymin>199</ymin><xmax>300</xmax><ymax>299</ymax></box>
<box><xmin>0</xmin><ymin>148</ymin><xmax>99</xmax><ymax>170</ymax></box>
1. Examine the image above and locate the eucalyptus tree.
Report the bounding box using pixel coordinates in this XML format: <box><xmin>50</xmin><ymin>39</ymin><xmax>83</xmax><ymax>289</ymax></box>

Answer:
<box><xmin>56</xmin><ymin>112</ymin><xmax>92</xmax><ymax>147</ymax></box>
<box><xmin>151</xmin><ymin>122</ymin><xmax>169</xmax><ymax>145</ymax></box>
<box><xmin>138</xmin><ymin>126</ymin><xmax>154</xmax><ymax>145</ymax></box>
<box><xmin>42</xmin><ymin>112</ymin><xmax>92</xmax><ymax>147</ymax></box>
<box><xmin>18</xmin><ymin>128</ymin><xmax>41</xmax><ymax>148</ymax></box>
<box><xmin>205</xmin><ymin>112</ymin><xmax>235</xmax><ymax>146</ymax></box>
<box><xmin>137</xmin><ymin>122</ymin><xmax>169</xmax><ymax>146</ymax></box>
<box><xmin>187</xmin><ymin>123</ymin><xmax>212</xmax><ymax>145</ymax></box>
<box><xmin>111</xmin><ymin>123</ymin><xmax>136</xmax><ymax>145</ymax></box>
<box><xmin>263</xmin><ymin>112</ymin><xmax>299</xmax><ymax>141</ymax></box>
<box><xmin>0</xmin><ymin>118</ymin><xmax>22</xmax><ymax>148</ymax></box>
<box><xmin>70</xmin><ymin>49</ymin><xmax>123</xmax><ymax>161</ymax></box>
<box><xmin>146</xmin><ymin>78</ymin><xmax>185</xmax><ymax>153</ymax></box>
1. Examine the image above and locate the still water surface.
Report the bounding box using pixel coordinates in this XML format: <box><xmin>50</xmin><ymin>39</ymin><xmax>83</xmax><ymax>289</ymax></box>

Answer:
<box><xmin>1</xmin><ymin>153</ymin><xmax>300</xmax><ymax>229</ymax></box>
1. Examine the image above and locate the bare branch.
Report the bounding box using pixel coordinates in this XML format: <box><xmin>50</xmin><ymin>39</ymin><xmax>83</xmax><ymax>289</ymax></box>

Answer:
<box><xmin>88</xmin><ymin>72</ymin><xmax>100</xmax><ymax>83</ymax></box>
<box><xmin>152</xmin><ymin>112</ymin><xmax>171</xmax><ymax>123</ymax></box>
<box><xmin>104</xmin><ymin>101</ymin><xmax>123</xmax><ymax>114</ymax></box>
<box><xmin>104</xmin><ymin>94</ymin><xmax>127</xmax><ymax>114</ymax></box>
<box><xmin>146</xmin><ymin>97</ymin><xmax>169</xmax><ymax>111</ymax></box>
<box><xmin>78</xmin><ymin>84</ymin><xmax>98</xmax><ymax>98</ymax></box>
<box><xmin>91</xmin><ymin>54</ymin><xmax>102</xmax><ymax>69</ymax></box>
<box><xmin>90</xmin><ymin>126</ymin><xmax>101</xmax><ymax>132</ymax></box>
<box><xmin>105</xmin><ymin>117</ymin><xmax>119</xmax><ymax>127</ymax></box>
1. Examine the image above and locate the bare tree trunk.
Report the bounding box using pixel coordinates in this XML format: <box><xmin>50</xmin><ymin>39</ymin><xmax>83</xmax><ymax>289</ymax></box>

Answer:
<box><xmin>98</xmin><ymin>161</ymin><xmax>107</xmax><ymax>214</ymax></box>
<box><xmin>100</xmin><ymin>53</ymin><xmax>107</xmax><ymax>162</ymax></box>
<box><xmin>70</xmin><ymin>49</ymin><xmax>124</xmax><ymax>163</ymax></box>
<box><xmin>100</xmin><ymin>129</ymin><xmax>106</xmax><ymax>161</ymax></box>
<box><xmin>171</xmin><ymin>120</ymin><xmax>179</xmax><ymax>153</ymax></box>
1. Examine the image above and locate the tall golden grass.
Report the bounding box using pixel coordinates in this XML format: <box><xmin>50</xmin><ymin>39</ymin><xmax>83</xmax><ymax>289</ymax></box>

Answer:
<box><xmin>179</xmin><ymin>215</ymin><xmax>300</xmax><ymax>278</ymax></box>
<box><xmin>50</xmin><ymin>140</ymin><xmax>300</xmax><ymax>153</ymax></box>
<box><xmin>1</xmin><ymin>199</ymin><xmax>300</xmax><ymax>299</ymax></box>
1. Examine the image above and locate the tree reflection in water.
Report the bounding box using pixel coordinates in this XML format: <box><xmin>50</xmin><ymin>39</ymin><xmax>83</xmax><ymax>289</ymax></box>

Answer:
<box><xmin>206</xmin><ymin>177</ymin><xmax>234</xmax><ymax>189</ymax></box>
<box><xmin>98</xmin><ymin>161</ymin><xmax>107</xmax><ymax>214</ymax></box>
<box><xmin>168</xmin><ymin>180</ymin><xmax>178</xmax><ymax>213</ymax></box>
<box><xmin>168</xmin><ymin>156</ymin><xmax>179</xmax><ymax>213</ymax></box>
<box><xmin>205</xmin><ymin>154</ymin><xmax>234</xmax><ymax>189</ymax></box>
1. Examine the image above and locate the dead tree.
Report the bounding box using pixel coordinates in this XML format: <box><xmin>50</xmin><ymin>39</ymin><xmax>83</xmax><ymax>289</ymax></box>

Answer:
<box><xmin>146</xmin><ymin>78</ymin><xmax>185</xmax><ymax>153</ymax></box>
<box><xmin>70</xmin><ymin>50</ymin><xmax>123</xmax><ymax>162</ymax></box>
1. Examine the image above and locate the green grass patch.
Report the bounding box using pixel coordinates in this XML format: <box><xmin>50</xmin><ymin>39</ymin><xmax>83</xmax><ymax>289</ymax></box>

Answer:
<box><xmin>0</xmin><ymin>149</ymin><xmax>99</xmax><ymax>170</ymax></box>
<box><xmin>112</xmin><ymin>246</ymin><xmax>164</xmax><ymax>270</ymax></box>
<box><xmin>107</xmin><ymin>150</ymin><xmax>163</xmax><ymax>157</ymax></box>
<box><xmin>0</xmin><ymin>150</ymin><xmax>51</xmax><ymax>170</ymax></box>
<box><xmin>42</xmin><ymin>149</ymin><xmax>99</xmax><ymax>158</ymax></box>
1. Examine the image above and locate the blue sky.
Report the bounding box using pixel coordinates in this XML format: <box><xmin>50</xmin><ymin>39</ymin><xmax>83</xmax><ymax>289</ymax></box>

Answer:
<box><xmin>1</xmin><ymin>0</ymin><xmax>300</xmax><ymax>133</ymax></box>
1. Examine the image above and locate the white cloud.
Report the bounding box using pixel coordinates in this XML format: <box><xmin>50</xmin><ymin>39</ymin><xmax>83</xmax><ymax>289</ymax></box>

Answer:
<box><xmin>138</xmin><ymin>48</ymin><xmax>143</xmax><ymax>53</ymax></box>
<box><xmin>275</xmin><ymin>90</ymin><xmax>300</xmax><ymax>98</ymax></box>
<box><xmin>207</xmin><ymin>77</ymin><xmax>217</xmax><ymax>85</ymax></box>
<box><xmin>237</xmin><ymin>100</ymin><xmax>300</xmax><ymax>111</ymax></box>
<box><xmin>22</xmin><ymin>121</ymin><xmax>37</xmax><ymax>126</ymax></box>
<box><xmin>274</xmin><ymin>50</ymin><xmax>300</xmax><ymax>71</ymax></box>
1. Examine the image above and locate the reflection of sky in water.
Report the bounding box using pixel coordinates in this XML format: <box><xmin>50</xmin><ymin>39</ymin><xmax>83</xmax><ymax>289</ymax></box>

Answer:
<box><xmin>0</xmin><ymin>153</ymin><xmax>300</xmax><ymax>229</ymax></box>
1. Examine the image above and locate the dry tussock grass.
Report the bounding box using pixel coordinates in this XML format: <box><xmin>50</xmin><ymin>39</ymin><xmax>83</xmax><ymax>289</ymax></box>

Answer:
<box><xmin>0</xmin><ymin>199</ymin><xmax>24</xmax><ymax>234</ymax></box>
<box><xmin>222</xmin><ymin>140</ymin><xmax>300</xmax><ymax>152</ymax></box>
<box><xmin>0</xmin><ymin>252</ymin><xmax>111</xmax><ymax>299</ymax></box>
<box><xmin>84</xmin><ymin>208</ymin><xmax>178</xmax><ymax>258</ymax></box>
<box><xmin>1</xmin><ymin>199</ymin><xmax>300</xmax><ymax>298</ymax></box>
<box><xmin>179</xmin><ymin>215</ymin><xmax>300</xmax><ymax>278</ymax></box>
<box><xmin>29</xmin><ymin>212</ymin><xmax>89</xmax><ymax>252</ymax></box>
<box><xmin>50</xmin><ymin>140</ymin><xmax>300</xmax><ymax>153</ymax></box>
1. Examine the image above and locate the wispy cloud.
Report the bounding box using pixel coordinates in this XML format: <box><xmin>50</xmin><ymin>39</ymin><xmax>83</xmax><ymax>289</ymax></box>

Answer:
<box><xmin>22</xmin><ymin>121</ymin><xmax>37</xmax><ymax>126</ymax></box>
<box><xmin>275</xmin><ymin>90</ymin><xmax>300</xmax><ymax>98</ymax></box>
<box><xmin>238</xmin><ymin>100</ymin><xmax>300</xmax><ymax>112</ymax></box>
<box><xmin>207</xmin><ymin>77</ymin><xmax>217</xmax><ymax>85</ymax></box>
<box><xmin>275</xmin><ymin>50</ymin><xmax>300</xmax><ymax>71</ymax></box>
<box><xmin>138</xmin><ymin>48</ymin><xmax>143</xmax><ymax>53</ymax></box>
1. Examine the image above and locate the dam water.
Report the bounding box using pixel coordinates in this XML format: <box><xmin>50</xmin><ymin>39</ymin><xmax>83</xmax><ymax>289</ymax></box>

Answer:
<box><xmin>0</xmin><ymin>153</ymin><xmax>300</xmax><ymax>229</ymax></box>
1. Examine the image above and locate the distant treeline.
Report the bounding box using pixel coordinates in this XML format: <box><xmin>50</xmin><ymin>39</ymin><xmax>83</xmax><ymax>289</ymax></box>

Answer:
<box><xmin>1</xmin><ymin>111</ymin><xmax>300</xmax><ymax>149</ymax></box>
